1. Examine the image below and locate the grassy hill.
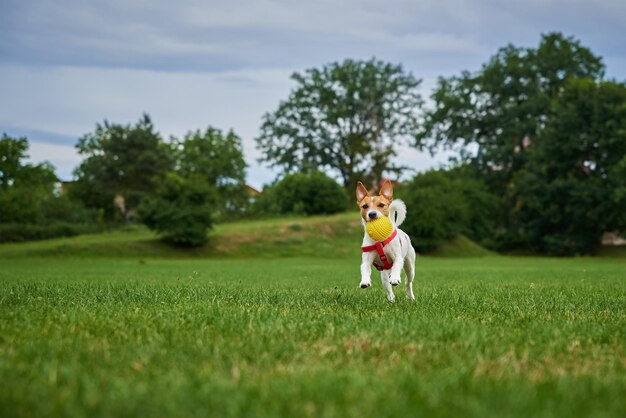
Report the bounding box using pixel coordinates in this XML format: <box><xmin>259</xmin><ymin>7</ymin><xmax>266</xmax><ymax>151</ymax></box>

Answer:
<box><xmin>0</xmin><ymin>213</ymin><xmax>494</xmax><ymax>259</ymax></box>
<box><xmin>0</xmin><ymin>213</ymin><xmax>361</xmax><ymax>259</ymax></box>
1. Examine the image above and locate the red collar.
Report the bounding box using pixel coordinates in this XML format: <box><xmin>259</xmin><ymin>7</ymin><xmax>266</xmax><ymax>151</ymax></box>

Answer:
<box><xmin>361</xmin><ymin>229</ymin><xmax>398</xmax><ymax>271</ymax></box>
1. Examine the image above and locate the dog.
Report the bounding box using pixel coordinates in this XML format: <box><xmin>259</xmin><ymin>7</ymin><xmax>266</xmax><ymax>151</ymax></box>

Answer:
<box><xmin>356</xmin><ymin>180</ymin><xmax>416</xmax><ymax>302</ymax></box>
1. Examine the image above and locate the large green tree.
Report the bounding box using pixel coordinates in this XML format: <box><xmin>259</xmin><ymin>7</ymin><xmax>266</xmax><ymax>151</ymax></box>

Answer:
<box><xmin>509</xmin><ymin>79</ymin><xmax>626</xmax><ymax>255</ymax></box>
<box><xmin>175</xmin><ymin>127</ymin><xmax>247</xmax><ymax>216</ymax></box>
<box><xmin>256</xmin><ymin>58</ymin><xmax>423</xmax><ymax>188</ymax></box>
<box><xmin>417</xmin><ymin>33</ymin><xmax>604</xmax><ymax>191</ymax></box>
<box><xmin>72</xmin><ymin>114</ymin><xmax>173</xmax><ymax>219</ymax></box>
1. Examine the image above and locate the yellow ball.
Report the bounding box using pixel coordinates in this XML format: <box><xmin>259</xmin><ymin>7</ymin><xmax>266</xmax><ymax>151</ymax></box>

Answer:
<box><xmin>366</xmin><ymin>216</ymin><xmax>393</xmax><ymax>241</ymax></box>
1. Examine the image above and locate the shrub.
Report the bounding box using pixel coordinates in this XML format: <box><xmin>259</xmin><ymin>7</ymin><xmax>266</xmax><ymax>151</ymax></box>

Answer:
<box><xmin>43</xmin><ymin>194</ymin><xmax>103</xmax><ymax>225</ymax></box>
<box><xmin>256</xmin><ymin>171</ymin><xmax>347</xmax><ymax>216</ymax></box>
<box><xmin>396</xmin><ymin>168</ymin><xmax>499</xmax><ymax>252</ymax></box>
<box><xmin>138</xmin><ymin>173</ymin><xmax>216</xmax><ymax>246</ymax></box>
<box><xmin>0</xmin><ymin>222</ymin><xmax>101</xmax><ymax>243</ymax></box>
<box><xmin>0</xmin><ymin>188</ymin><xmax>104</xmax><ymax>243</ymax></box>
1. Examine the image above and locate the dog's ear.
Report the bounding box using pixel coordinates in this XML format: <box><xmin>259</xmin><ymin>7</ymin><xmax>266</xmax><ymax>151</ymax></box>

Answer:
<box><xmin>380</xmin><ymin>179</ymin><xmax>393</xmax><ymax>201</ymax></box>
<box><xmin>356</xmin><ymin>181</ymin><xmax>369</xmax><ymax>203</ymax></box>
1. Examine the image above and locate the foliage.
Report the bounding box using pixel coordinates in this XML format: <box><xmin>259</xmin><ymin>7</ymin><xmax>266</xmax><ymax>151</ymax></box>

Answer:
<box><xmin>0</xmin><ymin>133</ymin><xmax>59</xmax><ymax>225</ymax></box>
<box><xmin>417</xmin><ymin>33</ymin><xmax>604</xmax><ymax>192</ymax></box>
<box><xmin>397</xmin><ymin>168</ymin><xmax>499</xmax><ymax>252</ymax></box>
<box><xmin>138</xmin><ymin>173</ymin><xmax>217</xmax><ymax>246</ymax></box>
<box><xmin>0</xmin><ymin>222</ymin><xmax>100</xmax><ymax>243</ymax></box>
<box><xmin>256</xmin><ymin>171</ymin><xmax>347</xmax><ymax>216</ymax></box>
<box><xmin>257</xmin><ymin>58</ymin><xmax>423</xmax><ymax>187</ymax></box>
<box><xmin>175</xmin><ymin>127</ymin><xmax>248</xmax><ymax>217</ymax></box>
<box><xmin>0</xmin><ymin>134</ymin><xmax>102</xmax><ymax>242</ymax></box>
<box><xmin>414</xmin><ymin>33</ymin><xmax>626</xmax><ymax>255</ymax></box>
<box><xmin>508</xmin><ymin>79</ymin><xmax>626</xmax><ymax>255</ymax></box>
<box><xmin>72</xmin><ymin>114</ymin><xmax>173</xmax><ymax>219</ymax></box>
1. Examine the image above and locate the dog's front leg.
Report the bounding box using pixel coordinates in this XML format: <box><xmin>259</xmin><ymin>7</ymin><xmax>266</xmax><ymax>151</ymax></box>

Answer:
<box><xmin>359</xmin><ymin>252</ymin><xmax>376</xmax><ymax>288</ymax></box>
<box><xmin>388</xmin><ymin>251</ymin><xmax>404</xmax><ymax>287</ymax></box>
<box><xmin>380</xmin><ymin>270</ymin><xmax>395</xmax><ymax>302</ymax></box>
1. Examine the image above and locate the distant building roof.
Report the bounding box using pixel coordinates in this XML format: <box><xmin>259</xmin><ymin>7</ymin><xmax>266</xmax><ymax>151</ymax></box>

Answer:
<box><xmin>245</xmin><ymin>184</ymin><xmax>261</xmax><ymax>196</ymax></box>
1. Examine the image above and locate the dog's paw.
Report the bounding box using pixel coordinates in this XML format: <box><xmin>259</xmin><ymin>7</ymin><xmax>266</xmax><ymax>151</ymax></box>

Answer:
<box><xmin>359</xmin><ymin>281</ymin><xmax>371</xmax><ymax>289</ymax></box>
<box><xmin>389</xmin><ymin>277</ymin><xmax>401</xmax><ymax>286</ymax></box>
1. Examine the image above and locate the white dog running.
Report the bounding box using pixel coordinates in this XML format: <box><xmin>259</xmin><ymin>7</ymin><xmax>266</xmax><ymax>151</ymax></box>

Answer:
<box><xmin>356</xmin><ymin>180</ymin><xmax>417</xmax><ymax>302</ymax></box>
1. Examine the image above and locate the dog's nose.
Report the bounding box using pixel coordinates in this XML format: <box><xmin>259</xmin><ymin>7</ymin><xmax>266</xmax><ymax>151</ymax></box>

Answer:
<box><xmin>368</xmin><ymin>212</ymin><xmax>377</xmax><ymax>220</ymax></box>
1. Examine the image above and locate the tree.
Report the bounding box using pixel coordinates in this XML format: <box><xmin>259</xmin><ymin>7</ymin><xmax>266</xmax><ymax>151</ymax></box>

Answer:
<box><xmin>0</xmin><ymin>133</ymin><xmax>57</xmax><ymax>191</ymax></box>
<box><xmin>256</xmin><ymin>58</ymin><xmax>423</xmax><ymax>188</ymax></box>
<box><xmin>73</xmin><ymin>114</ymin><xmax>173</xmax><ymax>219</ymax></box>
<box><xmin>0</xmin><ymin>134</ymin><xmax>57</xmax><ymax>224</ymax></box>
<box><xmin>175</xmin><ymin>127</ymin><xmax>248</xmax><ymax>216</ymax></box>
<box><xmin>0</xmin><ymin>134</ymin><xmax>28</xmax><ymax>190</ymax></box>
<box><xmin>417</xmin><ymin>33</ymin><xmax>604</xmax><ymax>192</ymax></box>
<box><xmin>508</xmin><ymin>79</ymin><xmax>626</xmax><ymax>255</ymax></box>
<box><xmin>138</xmin><ymin>173</ymin><xmax>217</xmax><ymax>246</ymax></box>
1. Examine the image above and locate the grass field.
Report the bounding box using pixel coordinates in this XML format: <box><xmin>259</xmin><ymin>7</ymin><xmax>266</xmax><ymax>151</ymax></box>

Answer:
<box><xmin>1</xmin><ymin>216</ymin><xmax>625</xmax><ymax>417</ymax></box>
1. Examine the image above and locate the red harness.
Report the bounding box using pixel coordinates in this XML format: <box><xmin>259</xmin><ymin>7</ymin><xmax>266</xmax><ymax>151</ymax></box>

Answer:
<box><xmin>361</xmin><ymin>229</ymin><xmax>398</xmax><ymax>271</ymax></box>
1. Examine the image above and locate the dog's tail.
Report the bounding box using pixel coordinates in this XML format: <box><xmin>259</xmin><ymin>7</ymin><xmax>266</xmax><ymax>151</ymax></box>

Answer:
<box><xmin>389</xmin><ymin>199</ymin><xmax>407</xmax><ymax>227</ymax></box>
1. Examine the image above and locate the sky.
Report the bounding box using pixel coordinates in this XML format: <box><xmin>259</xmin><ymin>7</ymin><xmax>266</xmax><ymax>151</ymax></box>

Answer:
<box><xmin>1</xmin><ymin>0</ymin><xmax>625</xmax><ymax>188</ymax></box>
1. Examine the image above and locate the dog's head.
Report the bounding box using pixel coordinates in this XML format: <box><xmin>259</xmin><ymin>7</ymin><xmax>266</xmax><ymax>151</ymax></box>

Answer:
<box><xmin>356</xmin><ymin>180</ymin><xmax>393</xmax><ymax>222</ymax></box>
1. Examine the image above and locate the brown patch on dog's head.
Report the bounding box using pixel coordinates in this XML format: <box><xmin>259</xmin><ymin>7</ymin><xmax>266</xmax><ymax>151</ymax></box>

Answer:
<box><xmin>356</xmin><ymin>180</ymin><xmax>393</xmax><ymax>222</ymax></box>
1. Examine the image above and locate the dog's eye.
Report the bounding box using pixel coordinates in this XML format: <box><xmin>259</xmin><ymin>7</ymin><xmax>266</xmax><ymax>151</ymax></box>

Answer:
<box><xmin>378</xmin><ymin>203</ymin><xmax>385</xmax><ymax>208</ymax></box>
<box><xmin>362</xmin><ymin>204</ymin><xmax>369</xmax><ymax>209</ymax></box>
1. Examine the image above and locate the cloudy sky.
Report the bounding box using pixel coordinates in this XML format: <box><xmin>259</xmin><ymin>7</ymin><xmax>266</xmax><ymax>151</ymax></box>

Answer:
<box><xmin>1</xmin><ymin>0</ymin><xmax>625</xmax><ymax>188</ymax></box>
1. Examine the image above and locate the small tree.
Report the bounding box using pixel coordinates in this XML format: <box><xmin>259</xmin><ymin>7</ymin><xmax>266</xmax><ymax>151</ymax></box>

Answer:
<box><xmin>138</xmin><ymin>173</ymin><xmax>216</xmax><ymax>246</ymax></box>
<box><xmin>0</xmin><ymin>134</ymin><xmax>57</xmax><ymax>224</ymax></box>
<box><xmin>257</xmin><ymin>58</ymin><xmax>423</xmax><ymax>188</ymax></box>
<box><xmin>175</xmin><ymin>127</ymin><xmax>248</xmax><ymax>217</ymax></box>
<box><xmin>73</xmin><ymin>114</ymin><xmax>174</xmax><ymax>219</ymax></box>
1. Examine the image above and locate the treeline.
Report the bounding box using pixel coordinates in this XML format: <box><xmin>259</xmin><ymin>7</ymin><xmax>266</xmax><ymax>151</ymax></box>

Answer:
<box><xmin>0</xmin><ymin>118</ymin><xmax>249</xmax><ymax>245</ymax></box>
<box><xmin>255</xmin><ymin>32</ymin><xmax>626</xmax><ymax>255</ymax></box>
<box><xmin>1</xmin><ymin>32</ymin><xmax>625</xmax><ymax>254</ymax></box>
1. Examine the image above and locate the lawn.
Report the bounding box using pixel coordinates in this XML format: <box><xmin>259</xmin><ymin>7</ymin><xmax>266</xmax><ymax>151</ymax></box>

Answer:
<box><xmin>1</xmin><ymin>254</ymin><xmax>625</xmax><ymax>418</ymax></box>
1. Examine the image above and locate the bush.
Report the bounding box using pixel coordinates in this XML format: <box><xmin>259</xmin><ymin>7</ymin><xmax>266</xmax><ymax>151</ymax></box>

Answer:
<box><xmin>42</xmin><ymin>194</ymin><xmax>103</xmax><ymax>225</ymax></box>
<box><xmin>0</xmin><ymin>188</ymin><xmax>104</xmax><ymax>243</ymax></box>
<box><xmin>138</xmin><ymin>173</ymin><xmax>216</xmax><ymax>246</ymax></box>
<box><xmin>0</xmin><ymin>222</ymin><xmax>101</xmax><ymax>243</ymax></box>
<box><xmin>0</xmin><ymin>187</ymin><xmax>49</xmax><ymax>224</ymax></box>
<box><xmin>256</xmin><ymin>171</ymin><xmax>347</xmax><ymax>216</ymax></box>
<box><xmin>396</xmin><ymin>168</ymin><xmax>499</xmax><ymax>252</ymax></box>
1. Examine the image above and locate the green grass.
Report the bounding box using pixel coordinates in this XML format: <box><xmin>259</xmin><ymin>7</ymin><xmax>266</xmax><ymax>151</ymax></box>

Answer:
<box><xmin>1</xmin><ymin>255</ymin><xmax>625</xmax><ymax>418</ymax></box>
<box><xmin>1</xmin><ymin>214</ymin><xmax>625</xmax><ymax>417</ymax></box>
